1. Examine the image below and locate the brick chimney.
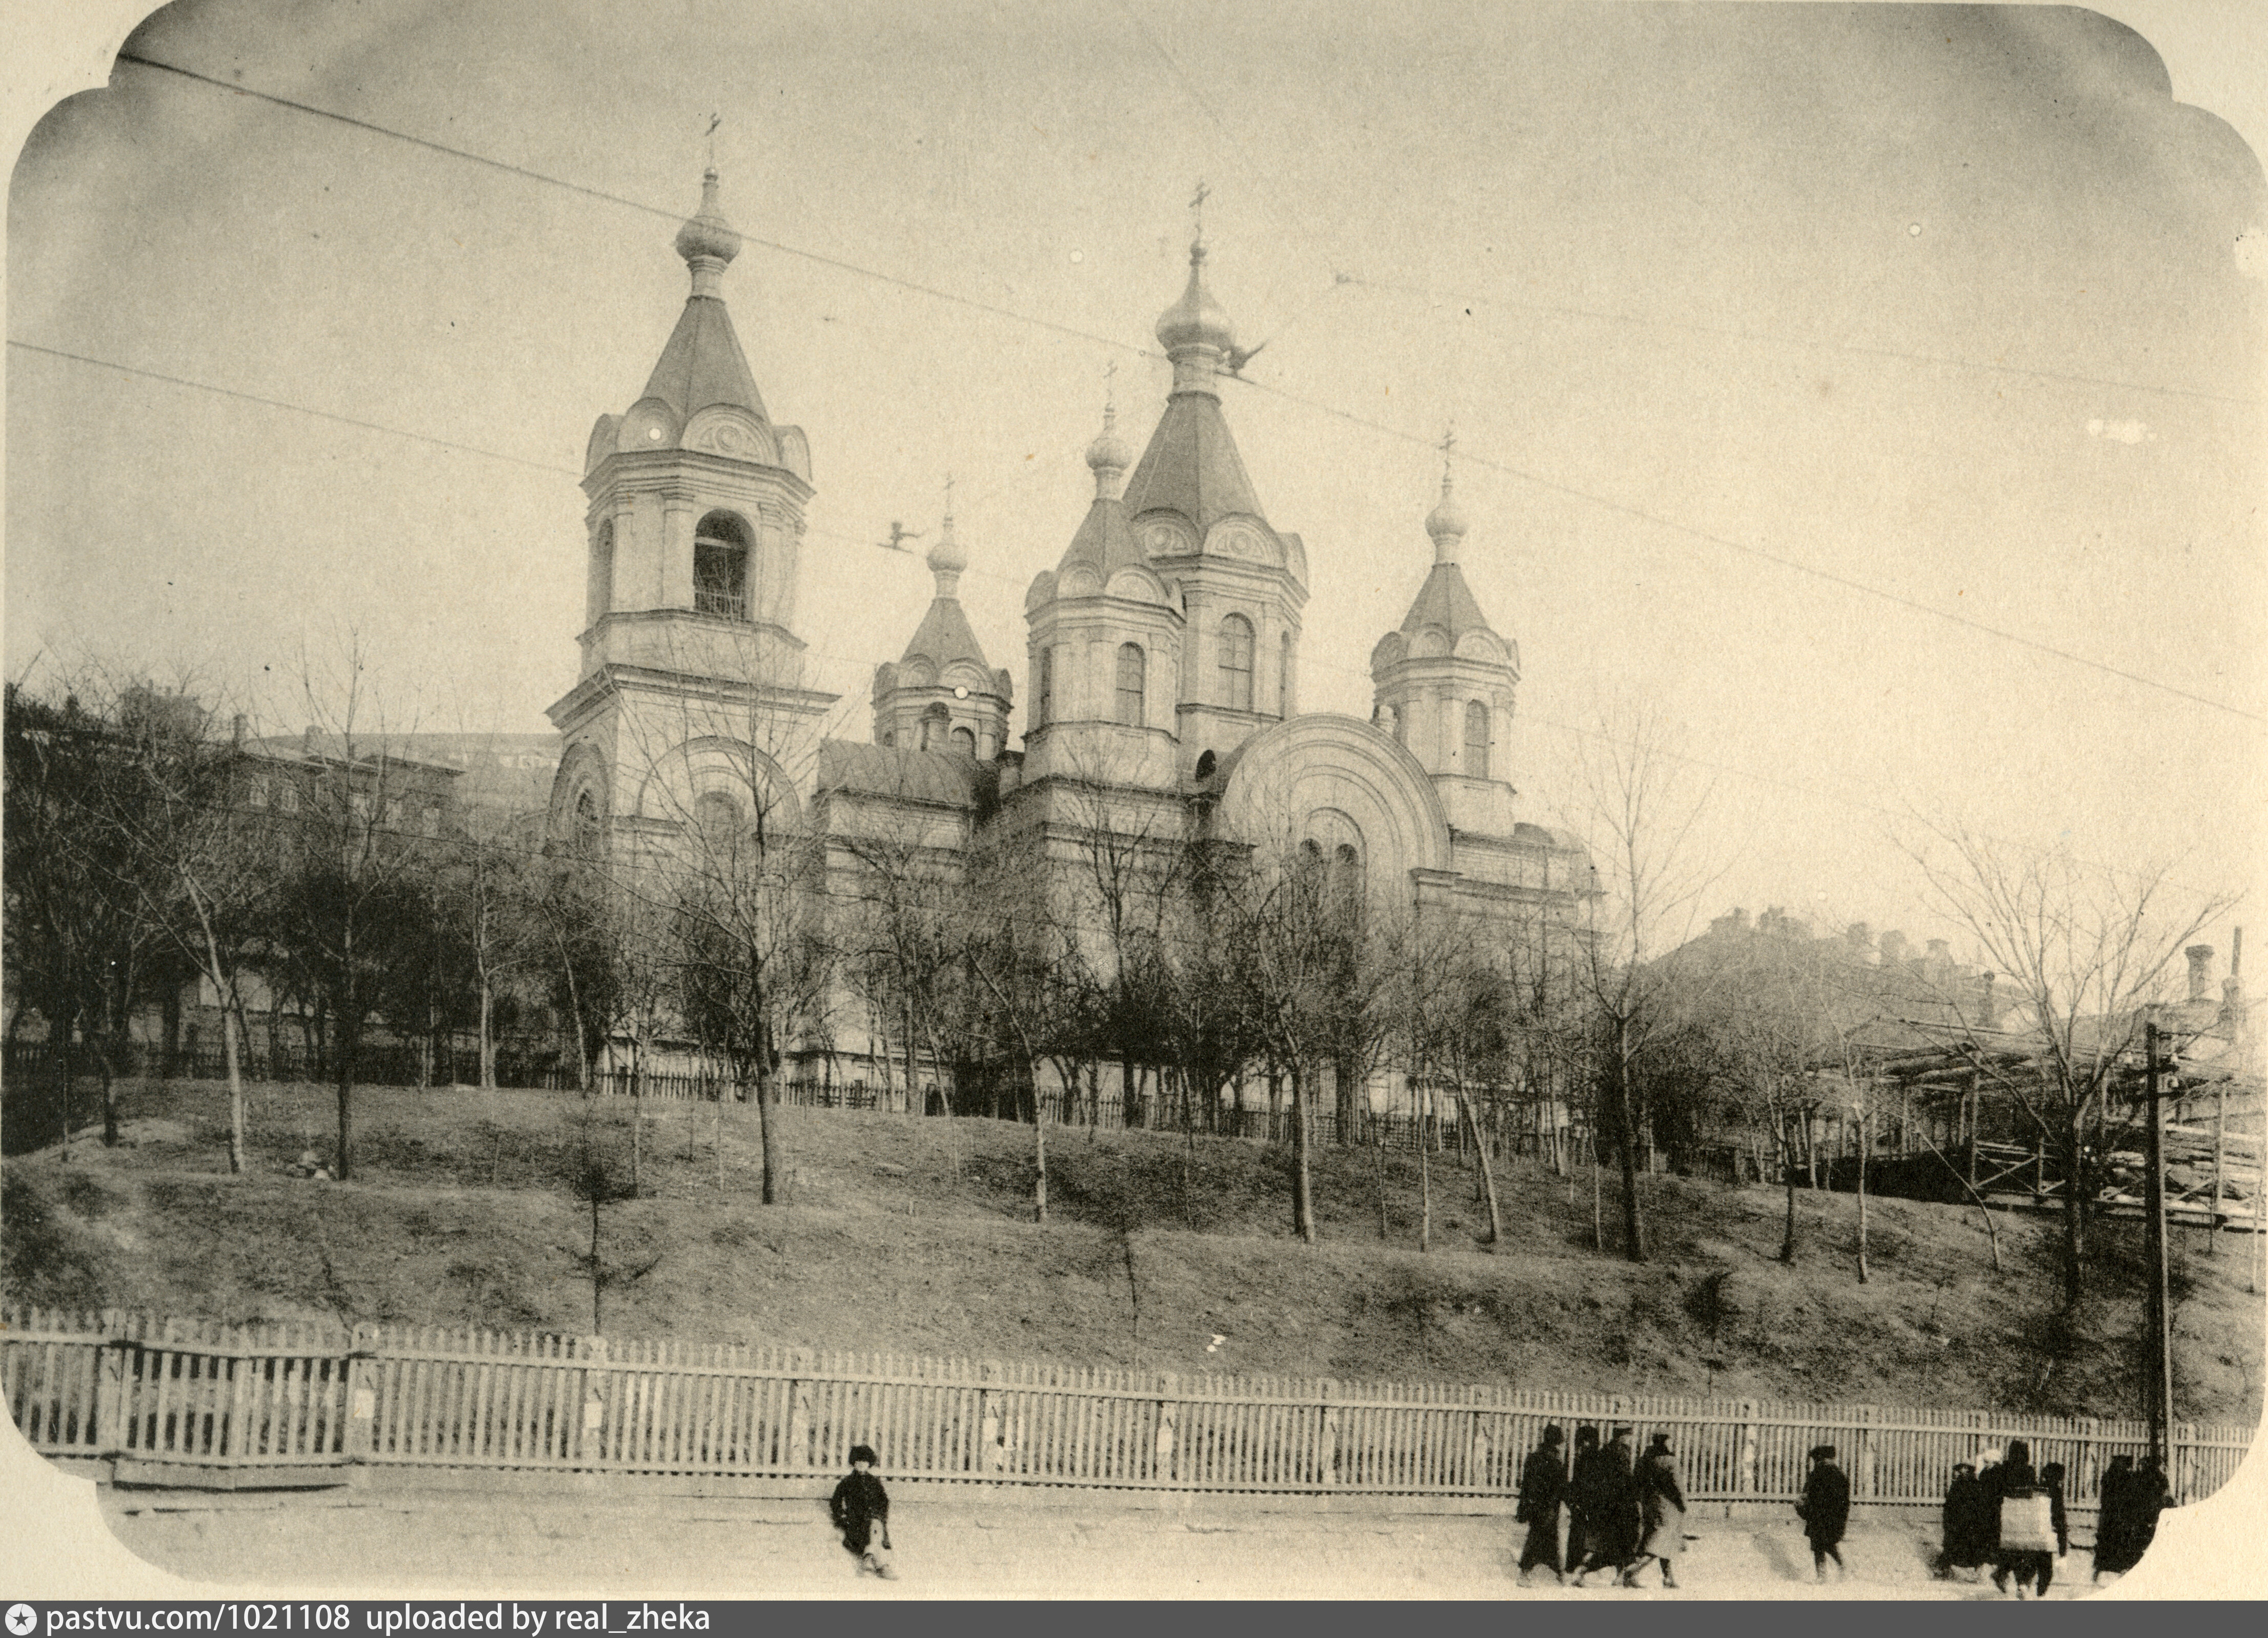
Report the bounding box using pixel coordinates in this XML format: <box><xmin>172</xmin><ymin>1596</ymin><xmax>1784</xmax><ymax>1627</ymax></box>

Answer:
<box><xmin>1879</xmin><ymin>929</ymin><xmax>1908</xmax><ymax>966</ymax></box>
<box><xmin>2186</xmin><ymin>944</ymin><xmax>2214</xmax><ymax>1004</ymax></box>
<box><xmin>1926</xmin><ymin>938</ymin><xmax>1951</xmax><ymax>964</ymax></box>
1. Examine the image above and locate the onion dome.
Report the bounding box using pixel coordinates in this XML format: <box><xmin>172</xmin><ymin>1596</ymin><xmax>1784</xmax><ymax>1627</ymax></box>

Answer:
<box><xmin>674</xmin><ymin>167</ymin><xmax>743</xmax><ymax>270</ymax></box>
<box><xmin>927</xmin><ymin>509</ymin><xmax>969</xmax><ymax>582</ymax></box>
<box><xmin>1155</xmin><ymin>242</ymin><xmax>1236</xmax><ymax>357</ymax></box>
<box><xmin>1425</xmin><ymin>467</ymin><xmax>1469</xmax><ymax>562</ymax></box>
<box><xmin>1086</xmin><ymin>401</ymin><xmax>1131</xmax><ymax>499</ymax></box>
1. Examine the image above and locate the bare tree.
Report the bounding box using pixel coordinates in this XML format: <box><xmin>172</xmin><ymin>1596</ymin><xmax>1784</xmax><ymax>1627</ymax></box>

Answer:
<box><xmin>1905</xmin><ymin>822</ymin><xmax>2234</xmax><ymax>1307</ymax></box>
<box><xmin>1564</xmin><ymin>703</ymin><xmax>1722</xmax><ymax>1263</ymax></box>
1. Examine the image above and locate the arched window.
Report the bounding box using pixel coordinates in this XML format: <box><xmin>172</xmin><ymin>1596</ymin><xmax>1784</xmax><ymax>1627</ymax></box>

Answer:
<box><xmin>950</xmin><ymin>725</ymin><xmax>976</xmax><ymax>757</ymax></box>
<box><xmin>591</xmin><ymin>520</ymin><xmax>616</xmax><ymax>624</ymax></box>
<box><xmin>1278</xmin><ymin>631</ymin><xmax>1292</xmax><ymax>716</ymax></box>
<box><xmin>1331</xmin><ymin>842</ymin><xmax>1363</xmax><ymax>905</ymax></box>
<box><xmin>1193</xmin><ymin>749</ymin><xmax>1217</xmax><ymax>782</ymax></box>
<box><xmin>920</xmin><ymin>704</ymin><xmax>950</xmax><ymax>750</ymax></box>
<box><xmin>694</xmin><ymin>789</ymin><xmax>741</xmax><ymax>844</ymax></box>
<box><xmin>1115</xmin><ymin>643</ymin><xmax>1146</xmax><ymax>727</ymax></box>
<box><xmin>1219</xmin><ymin>615</ymin><xmax>1254</xmax><ymax>711</ymax></box>
<box><xmin>1464</xmin><ymin>699</ymin><xmax>1490</xmax><ymax>779</ymax></box>
<box><xmin>1035</xmin><ymin>648</ymin><xmax>1052</xmax><ymax>728</ymax></box>
<box><xmin>694</xmin><ymin>511</ymin><xmax>750</xmax><ymax>620</ymax></box>
<box><xmin>572</xmin><ymin>788</ymin><xmax>601</xmax><ymax>858</ymax></box>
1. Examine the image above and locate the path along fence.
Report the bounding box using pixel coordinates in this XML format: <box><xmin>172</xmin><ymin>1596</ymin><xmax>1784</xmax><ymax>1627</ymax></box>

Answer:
<box><xmin>4</xmin><ymin>1309</ymin><xmax>2253</xmax><ymax>1511</ymax></box>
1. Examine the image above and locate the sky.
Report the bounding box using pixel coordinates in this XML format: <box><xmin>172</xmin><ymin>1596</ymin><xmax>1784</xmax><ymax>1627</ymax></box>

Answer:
<box><xmin>5</xmin><ymin>0</ymin><xmax>2264</xmax><ymax>959</ymax></box>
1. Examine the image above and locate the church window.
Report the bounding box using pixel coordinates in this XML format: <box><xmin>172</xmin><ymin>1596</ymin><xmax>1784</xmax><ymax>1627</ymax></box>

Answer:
<box><xmin>694</xmin><ymin>789</ymin><xmax>741</xmax><ymax>845</ymax></box>
<box><xmin>1115</xmin><ymin>643</ymin><xmax>1146</xmax><ymax>726</ymax></box>
<box><xmin>950</xmin><ymin>725</ymin><xmax>976</xmax><ymax>757</ymax></box>
<box><xmin>1332</xmin><ymin>842</ymin><xmax>1363</xmax><ymax>906</ymax></box>
<box><xmin>920</xmin><ymin>704</ymin><xmax>950</xmax><ymax>750</ymax></box>
<box><xmin>1035</xmin><ymin>648</ymin><xmax>1052</xmax><ymax>728</ymax></box>
<box><xmin>1220</xmin><ymin>615</ymin><xmax>1254</xmax><ymax>711</ymax></box>
<box><xmin>1278</xmin><ymin>631</ymin><xmax>1292</xmax><ymax>716</ymax></box>
<box><xmin>694</xmin><ymin>511</ymin><xmax>750</xmax><ymax>620</ymax></box>
<box><xmin>1464</xmin><ymin>700</ymin><xmax>1490</xmax><ymax>778</ymax></box>
<box><xmin>592</xmin><ymin>520</ymin><xmax>615</xmax><ymax>623</ymax></box>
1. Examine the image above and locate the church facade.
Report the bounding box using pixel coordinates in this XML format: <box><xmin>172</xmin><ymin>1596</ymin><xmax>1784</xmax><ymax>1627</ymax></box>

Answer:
<box><xmin>546</xmin><ymin>173</ymin><xmax>1592</xmax><ymax>1106</ymax></box>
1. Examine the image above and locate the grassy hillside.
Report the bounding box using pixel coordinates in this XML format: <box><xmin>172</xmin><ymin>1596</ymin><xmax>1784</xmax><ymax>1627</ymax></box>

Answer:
<box><xmin>4</xmin><ymin>1076</ymin><xmax>2260</xmax><ymax>1425</ymax></box>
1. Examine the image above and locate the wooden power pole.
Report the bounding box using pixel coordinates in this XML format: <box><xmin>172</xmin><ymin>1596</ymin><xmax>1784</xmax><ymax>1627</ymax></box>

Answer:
<box><xmin>2143</xmin><ymin>1017</ymin><xmax>2177</xmax><ymax>1471</ymax></box>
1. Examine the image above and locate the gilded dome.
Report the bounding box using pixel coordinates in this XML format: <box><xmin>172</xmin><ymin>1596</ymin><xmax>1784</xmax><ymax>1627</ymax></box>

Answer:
<box><xmin>1155</xmin><ymin>243</ymin><xmax>1236</xmax><ymax>355</ymax></box>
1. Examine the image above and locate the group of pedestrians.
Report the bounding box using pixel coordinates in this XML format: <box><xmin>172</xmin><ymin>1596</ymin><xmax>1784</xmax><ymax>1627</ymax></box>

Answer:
<box><xmin>1932</xmin><ymin>1445</ymin><xmax>2171</xmax><ymax>1593</ymax></box>
<box><xmin>1515</xmin><ymin>1423</ymin><xmax>1688</xmax><ymax>1589</ymax></box>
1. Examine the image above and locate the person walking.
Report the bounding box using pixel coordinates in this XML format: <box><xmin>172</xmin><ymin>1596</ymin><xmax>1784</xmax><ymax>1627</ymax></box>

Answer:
<box><xmin>2090</xmin><ymin>1454</ymin><xmax>2135</xmax><ymax>1582</ymax></box>
<box><xmin>1515</xmin><ymin>1425</ymin><xmax>1569</xmax><ymax>1585</ymax></box>
<box><xmin>1623</xmin><ymin>1432</ymin><xmax>1687</xmax><ymax>1589</ymax></box>
<box><xmin>1933</xmin><ymin>1461</ymin><xmax>1990</xmax><ymax>1580</ymax></box>
<box><xmin>1798</xmin><ymin>1444</ymin><xmax>1851</xmax><ymax>1582</ymax></box>
<box><xmin>1571</xmin><ymin>1425</ymin><xmax>1639</xmax><ymax>1586</ymax></box>
<box><xmin>1562</xmin><ymin>1425</ymin><xmax>1603</xmax><ymax>1580</ymax></box>
<box><xmin>1986</xmin><ymin>1439</ymin><xmax>2054</xmax><ymax>1598</ymax></box>
<box><xmin>2035</xmin><ymin>1462</ymin><xmax>2071</xmax><ymax>1595</ymax></box>
<box><xmin>830</xmin><ymin>1443</ymin><xmax>895</xmax><ymax>1578</ymax></box>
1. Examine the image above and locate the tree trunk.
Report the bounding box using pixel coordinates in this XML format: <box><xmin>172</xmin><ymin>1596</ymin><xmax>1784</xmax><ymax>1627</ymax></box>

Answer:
<box><xmin>1855</xmin><ymin>1104</ymin><xmax>1870</xmax><ymax>1284</ymax></box>
<box><xmin>201</xmin><ymin>925</ymin><xmax>247</xmax><ymax>1176</ymax></box>
<box><xmin>2060</xmin><ymin>1108</ymin><xmax>2086</xmax><ymax>1309</ymax></box>
<box><xmin>1780</xmin><ymin>1105</ymin><xmax>1799</xmax><ymax>1264</ymax></box>
<box><xmin>334</xmin><ymin>1009</ymin><xmax>358</xmax><ymax>1181</ymax></box>
<box><xmin>1418</xmin><ymin>1078</ymin><xmax>1433</xmax><ymax>1253</ymax></box>
<box><xmin>1459</xmin><ymin>1091</ymin><xmax>1503</xmax><ymax>1245</ymax></box>
<box><xmin>478</xmin><ymin>971</ymin><xmax>496</xmax><ymax>1089</ymax></box>
<box><xmin>1291</xmin><ymin>1061</ymin><xmax>1315</xmax><ymax>1243</ymax></box>
<box><xmin>1615</xmin><ymin>1022</ymin><xmax>1647</xmax><ymax>1262</ymax></box>
<box><xmin>1032</xmin><ymin>1053</ymin><xmax>1049</xmax><ymax>1225</ymax></box>
<box><xmin>755</xmin><ymin>1053</ymin><xmax>781</xmax><ymax>1205</ymax></box>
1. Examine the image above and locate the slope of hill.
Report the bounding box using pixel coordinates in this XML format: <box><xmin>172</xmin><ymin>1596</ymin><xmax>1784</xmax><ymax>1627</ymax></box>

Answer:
<box><xmin>3</xmin><ymin>1077</ymin><xmax>2260</xmax><ymax>1427</ymax></box>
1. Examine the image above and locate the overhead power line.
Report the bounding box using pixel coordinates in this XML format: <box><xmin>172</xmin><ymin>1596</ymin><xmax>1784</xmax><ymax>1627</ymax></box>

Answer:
<box><xmin>1345</xmin><ymin>275</ymin><xmax>2263</xmax><ymax>411</ymax></box>
<box><xmin>1226</xmin><ymin>373</ymin><xmax>2266</xmax><ymax>727</ymax></box>
<box><xmin>112</xmin><ymin>52</ymin><xmax>1150</xmax><ymax>363</ymax></box>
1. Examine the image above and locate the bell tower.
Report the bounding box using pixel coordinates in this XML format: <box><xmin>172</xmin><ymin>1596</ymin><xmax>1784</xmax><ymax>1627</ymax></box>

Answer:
<box><xmin>546</xmin><ymin>167</ymin><xmax>838</xmax><ymax>862</ymax></box>
<box><xmin>1369</xmin><ymin>455</ymin><xmax>1520</xmax><ymax>835</ymax></box>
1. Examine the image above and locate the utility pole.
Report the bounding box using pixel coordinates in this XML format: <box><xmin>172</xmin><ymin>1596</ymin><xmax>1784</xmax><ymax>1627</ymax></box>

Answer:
<box><xmin>2143</xmin><ymin>1015</ymin><xmax>2177</xmax><ymax>1472</ymax></box>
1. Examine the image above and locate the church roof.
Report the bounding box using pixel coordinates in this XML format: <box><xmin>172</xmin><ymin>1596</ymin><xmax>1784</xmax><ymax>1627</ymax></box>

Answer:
<box><xmin>901</xmin><ymin>594</ymin><xmax>990</xmax><ymax>672</ymax></box>
<box><xmin>1056</xmin><ymin>496</ymin><xmax>1145</xmax><ymax>578</ymax></box>
<box><xmin>1119</xmin><ymin>391</ymin><xmax>1266</xmax><ymax>533</ymax></box>
<box><xmin>1398</xmin><ymin>560</ymin><xmax>1496</xmax><ymax>641</ymax></box>
<box><xmin>817</xmin><ymin>740</ymin><xmax>990</xmax><ymax>808</ymax></box>
<box><xmin>639</xmin><ymin>295</ymin><xmax>768</xmax><ymax>424</ymax></box>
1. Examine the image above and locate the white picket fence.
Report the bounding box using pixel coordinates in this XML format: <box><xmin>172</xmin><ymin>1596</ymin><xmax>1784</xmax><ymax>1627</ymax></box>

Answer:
<box><xmin>4</xmin><ymin>1308</ymin><xmax>2253</xmax><ymax>1507</ymax></box>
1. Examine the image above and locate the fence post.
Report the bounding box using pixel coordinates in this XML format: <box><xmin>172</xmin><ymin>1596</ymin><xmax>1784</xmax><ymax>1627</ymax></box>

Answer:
<box><xmin>95</xmin><ymin>1309</ymin><xmax>128</xmax><ymax>1464</ymax></box>
<box><xmin>1155</xmin><ymin>1372</ymin><xmax>1180</xmax><ymax>1484</ymax></box>
<box><xmin>342</xmin><ymin>1322</ymin><xmax>377</xmax><ymax>1464</ymax></box>
<box><xmin>980</xmin><ymin>1361</ymin><xmax>1007</xmax><ymax>1470</ymax></box>
<box><xmin>1856</xmin><ymin>1406</ymin><xmax>1875</xmax><ymax>1501</ymax></box>
<box><xmin>1320</xmin><ymin>1380</ymin><xmax>1341</xmax><ymax>1487</ymax></box>
<box><xmin>1738</xmin><ymin>1402</ymin><xmax>1758</xmax><ymax>1504</ymax></box>
<box><xmin>577</xmin><ymin>1335</ymin><xmax>608</xmax><ymax>1465</ymax></box>
<box><xmin>787</xmin><ymin>1349</ymin><xmax>814</xmax><ymax>1469</ymax></box>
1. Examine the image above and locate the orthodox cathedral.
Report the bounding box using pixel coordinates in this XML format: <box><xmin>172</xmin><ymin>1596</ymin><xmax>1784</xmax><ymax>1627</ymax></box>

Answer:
<box><xmin>545</xmin><ymin>171</ymin><xmax>1591</xmax><ymax>1095</ymax></box>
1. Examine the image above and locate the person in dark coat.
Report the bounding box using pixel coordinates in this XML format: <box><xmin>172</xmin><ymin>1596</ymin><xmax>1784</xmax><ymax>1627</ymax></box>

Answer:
<box><xmin>1985</xmin><ymin>1439</ymin><xmax>2052</xmax><ymax>1598</ymax></box>
<box><xmin>1623</xmin><ymin>1432</ymin><xmax>1687</xmax><ymax>1589</ymax></box>
<box><xmin>1571</xmin><ymin>1426</ymin><xmax>1640</xmax><ymax>1585</ymax></box>
<box><xmin>1562</xmin><ymin>1425</ymin><xmax>1603</xmax><ymax>1578</ymax></box>
<box><xmin>1798</xmin><ymin>1444</ymin><xmax>1851</xmax><ymax>1581</ymax></box>
<box><xmin>1515</xmin><ymin>1424</ymin><xmax>1569</xmax><ymax>1584</ymax></box>
<box><xmin>2090</xmin><ymin>1455</ymin><xmax>2135</xmax><ymax>1582</ymax></box>
<box><xmin>2094</xmin><ymin>1459</ymin><xmax>2173</xmax><ymax>1581</ymax></box>
<box><xmin>829</xmin><ymin>1443</ymin><xmax>894</xmax><ymax>1578</ymax></box>
<box><xmin>1933</xmin><ymin>1462</ymin><xmax>1990</xmax><ymax>1579</ymax></box>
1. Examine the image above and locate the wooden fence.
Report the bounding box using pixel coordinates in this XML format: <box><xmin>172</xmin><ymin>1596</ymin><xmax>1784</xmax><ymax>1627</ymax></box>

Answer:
<box><xmin>4</xmin><ymin>1309</ymin><xmax>2253</xmax><ymax>1508</ymax></box>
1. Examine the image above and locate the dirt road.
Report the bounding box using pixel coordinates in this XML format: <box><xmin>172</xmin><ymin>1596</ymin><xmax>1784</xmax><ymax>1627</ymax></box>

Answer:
<box><xmin>98</xmin><ymin>1486</ymin><xmax>2125</xmax><ymax>1601</ymax></box>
